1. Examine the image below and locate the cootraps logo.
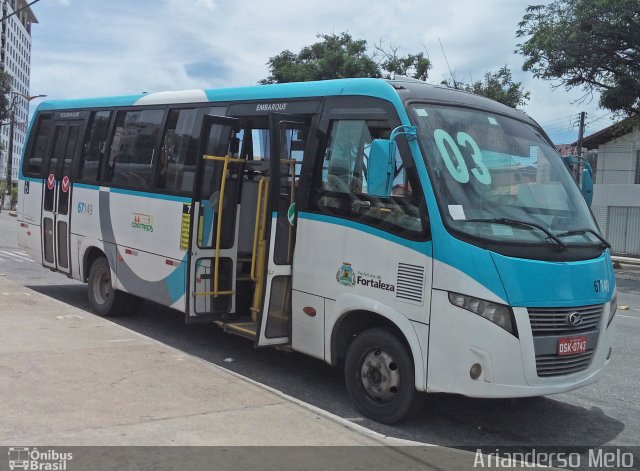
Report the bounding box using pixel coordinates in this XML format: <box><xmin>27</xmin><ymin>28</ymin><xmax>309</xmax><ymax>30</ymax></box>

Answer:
<box><xmin>7</xmin><ymin>447</ymin><xmax>73</xmax><ymax>470</ymax></box>
<box><xmin>336</xmin><ymin>263</ymin><xmax>395</xmax><ymax>292</ymax></box>
<box><xmin>131</xmin><ymin>213</ymin><xmax>153</xmax><ymax>232</ymax></box>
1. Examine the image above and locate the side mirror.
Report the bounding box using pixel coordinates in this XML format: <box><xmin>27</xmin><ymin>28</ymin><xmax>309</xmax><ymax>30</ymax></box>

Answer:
<box><xmin>367</xmin><ymin>139</ymin><xmax>394</xmax><ymax>196</ymax></box>
<box><xmin>581</xmin><ymin>165</ymin><xmax>593</xmax><ymax>207</ymax></box>
<box><xmin>367</xmin><ymin>126</ymin><xmax>416</xmax><ymax>197</ymax></box>
<box><xmin>563</xmin><ymin>155</ymin><xmax>594</xmax><ymax>207</ymax></box>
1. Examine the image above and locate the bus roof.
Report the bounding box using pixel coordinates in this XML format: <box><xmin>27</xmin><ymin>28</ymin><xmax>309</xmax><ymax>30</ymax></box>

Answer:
<box><xmin>36</xmin><ymin>78</ymin><xmax>400</xmax><ymax>111</ymax></box>
<box><xmin>36</xmin><ymin>77</ymin><xmax>536</xmax><ymax>126</ymax></box>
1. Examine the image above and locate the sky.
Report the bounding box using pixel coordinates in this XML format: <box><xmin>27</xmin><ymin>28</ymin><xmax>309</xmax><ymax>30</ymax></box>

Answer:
<box><xmin>26</xmin><ymin>0</ymin><xmax>616</xmax><ymax>144</ymax></box>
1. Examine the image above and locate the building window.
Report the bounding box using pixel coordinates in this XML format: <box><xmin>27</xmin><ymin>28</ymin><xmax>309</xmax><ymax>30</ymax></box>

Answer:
<box><xmin>635</xmin><ymin>150</ymin><xmax>640</xmax><ymax>185</ymax></box>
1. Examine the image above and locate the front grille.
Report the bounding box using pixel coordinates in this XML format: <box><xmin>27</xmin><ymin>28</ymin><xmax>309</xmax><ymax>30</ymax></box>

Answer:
<box><xmin>535</xmin><ymin>350</ymin><xmax>595</xmax><ymax>377</ymax></box>
<box><xmin>528</xmin><ymin>304</ymin><xmax>603</xmax><ymax>336</ymax></box>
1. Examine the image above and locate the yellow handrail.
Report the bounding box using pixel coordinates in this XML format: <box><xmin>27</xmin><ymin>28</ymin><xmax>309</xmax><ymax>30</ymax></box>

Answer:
<box><xmin>203</xmin><ymin>155</ymin><xmax>244</xmax><ymax>164</ymax></box>
<box><xmin>251</xmin><ymin>177</ymin><xmax>268</xmax><ymax>282</ymax></box>
<box><xmin>250</xmin><ymin>179</ymin><xmax>270</xmax><ymax>321</ymax></box>
<box><xmin>203</xmin><ymin>154</ymin><xmax>244</xmax><ymax>298</ymax></box>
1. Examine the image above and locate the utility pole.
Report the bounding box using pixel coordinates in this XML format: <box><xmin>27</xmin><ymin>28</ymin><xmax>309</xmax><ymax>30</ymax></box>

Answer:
<box><xmin>576</xmin><ymin>111</ymin><xmax>586</xmax><ymax>157</ymax></box>
<box><xmin>5</xmin><ymin>106</ymin><xmax>15</xmax><ymax>207</ymax></box>
<box><xmin>574</xmin><ymin>111</ymin><xmax>587</xmax><ymax>184</ymax></box>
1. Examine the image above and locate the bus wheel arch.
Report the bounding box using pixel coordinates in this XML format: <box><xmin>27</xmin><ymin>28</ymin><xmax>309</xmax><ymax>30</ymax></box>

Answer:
<box><xmin>331</xmin><ymin>310</ymin><xmax>413</xmax><ymax>367</ymax></box>
<box><xmin>83</xmin><ymin>246</ymin><xmax>107</xmax><ymax>283</ymax></box>
<box><xmin>332</xmin><ymin>311</ymin><xmax>419</xmax><ymax>423</ymax></box>
<box><xmin>86</xmin><ymin>253</ymin><xmax>128</xmax><ymax>317</ymax></box>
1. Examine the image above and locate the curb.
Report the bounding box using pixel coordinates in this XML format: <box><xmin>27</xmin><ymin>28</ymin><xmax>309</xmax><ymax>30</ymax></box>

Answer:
<box><xmin>612</xmin><ymin>256</ymin><xmax>640</xmax><ymax>267</ymax></box>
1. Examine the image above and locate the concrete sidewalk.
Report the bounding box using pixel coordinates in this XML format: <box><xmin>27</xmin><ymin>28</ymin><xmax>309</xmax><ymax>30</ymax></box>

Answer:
<box><xmin>1</xmin><ymin>275</ymin><xmax>417</xmax><ymax>447</ymax></box>
<box><xmin>0</xmin><ymin>276</ymin><xmax>492</xmax><ymax>468</ymax></box>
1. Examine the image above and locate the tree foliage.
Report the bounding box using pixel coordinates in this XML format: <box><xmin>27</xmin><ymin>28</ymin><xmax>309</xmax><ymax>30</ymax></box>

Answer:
<box><xmin>260</xmin><ymin>33</ymin><xmax>431</xmax><ymax>84</ymax></box>
<box><xmin>0</xmin><ymin>70</ymin><xmax>13</xmax><ymax>125</ymax></box>
<box><xmin>516</xmin><ymin>0</ymin><xmax>640</xmax><ymax>116</ymax></box>
<box><xmin>441</xmin><ymin>66</ymin><xmax>531</xmax><ymax>109</ymax></box>
<box><xmin>373</xmin><ymin>41</ymin><xmax>431</xmax><ymax>81</ymax></box>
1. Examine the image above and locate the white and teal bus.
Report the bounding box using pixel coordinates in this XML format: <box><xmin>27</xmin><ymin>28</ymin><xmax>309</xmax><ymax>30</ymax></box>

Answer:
<box><xmin>18</xmin><ymin>78</ymin><xmax>617</xmax><ymax>423</ymax></box>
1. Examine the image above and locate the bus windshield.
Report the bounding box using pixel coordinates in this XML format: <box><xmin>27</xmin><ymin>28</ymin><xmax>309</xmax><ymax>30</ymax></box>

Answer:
<box><xmin>409</xmin><ymin>103</ymin><xmax>601</xmax><ymax>247</ymax></box>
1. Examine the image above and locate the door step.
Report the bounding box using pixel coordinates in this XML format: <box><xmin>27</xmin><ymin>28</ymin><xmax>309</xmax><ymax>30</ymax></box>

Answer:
<box><xmin>215</xmin><ymin>321</ymin><xmax>257</xmax><ymax>340</ymax></box>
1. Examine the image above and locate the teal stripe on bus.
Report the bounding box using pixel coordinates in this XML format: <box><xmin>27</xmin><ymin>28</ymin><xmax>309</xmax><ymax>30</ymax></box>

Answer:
<box><xmin>109</xmin><ymin>187</ymin><xmax>192</xmax><ymax>203</ymax></box>
<box><xmin>297</xmin><ymin>211</ymin><xmax>431</xmax><ymax>255</ymax></box>
<box><xmin>72</xmin><ymin>183</ymin><xmax>192</xmax><ymax>203</ymax></box>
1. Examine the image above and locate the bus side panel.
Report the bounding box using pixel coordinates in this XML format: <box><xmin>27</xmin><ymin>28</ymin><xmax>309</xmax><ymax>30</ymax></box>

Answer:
<box><xmin>72</xmin><ymin>184</ymin><xmax>103</xmax><ymax>281</ymax></box>
<box><xmin>19</xmin><ymin>180</ymin><xmax>43</xmax><ymax>225</ymax></box>
<box><xmin>107</xmin><ymin>190</ymin><xmax>189</xmax><ymax>311</ymax></box>
<box><xmin>17</xmin><ymin>179</ymin><xmax>43</xmax><ymax>264</ymax></box>
<box><xmin>293</xmin><ymin>215</ymin><xmax>432</xmax><ymax>391</ymax></box>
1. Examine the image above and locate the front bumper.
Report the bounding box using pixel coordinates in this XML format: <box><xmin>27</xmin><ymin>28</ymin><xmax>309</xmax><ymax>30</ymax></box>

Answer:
<box><xmin>426</xmin><ymin>290</ymin><xmax>616</xmax><ymax>398</ymax></box>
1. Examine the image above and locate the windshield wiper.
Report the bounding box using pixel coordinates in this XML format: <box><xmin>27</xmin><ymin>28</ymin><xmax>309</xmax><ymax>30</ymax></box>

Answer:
<box><xmin>555</xmin><ymin>228</ymin><xmax>611</xmax><ymax>248</ymax></box>
<box><xmin>464</xmin><ymin>217</ymin><xmax>567</xmax><ymax>250</ymax></box>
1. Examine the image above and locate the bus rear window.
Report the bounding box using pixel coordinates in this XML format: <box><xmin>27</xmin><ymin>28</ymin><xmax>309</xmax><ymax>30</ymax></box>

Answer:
<box><xmin>24</xmin><ymin>116</ymin><xmax>53</xmax><ymax>177</ymax></box>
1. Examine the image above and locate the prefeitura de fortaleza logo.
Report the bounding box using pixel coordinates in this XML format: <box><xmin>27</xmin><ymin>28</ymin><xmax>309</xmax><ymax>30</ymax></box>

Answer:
<box><xmin>336</xmin><ymin>262</ymin><xmax>356</xmax><ymax>287</ymax></box>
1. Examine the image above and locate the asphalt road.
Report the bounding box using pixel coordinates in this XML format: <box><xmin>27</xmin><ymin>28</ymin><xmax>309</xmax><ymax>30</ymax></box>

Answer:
<box><xmin>1</xmin><ymin>210</ymin><xmax>639</xmax><ymax>449</ymax></box>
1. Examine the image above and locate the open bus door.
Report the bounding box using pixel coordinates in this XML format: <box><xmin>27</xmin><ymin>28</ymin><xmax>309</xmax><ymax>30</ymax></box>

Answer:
<box><xmin>41</xmin><ymin>116</ymin><xmax>84</xmax><ymax>274</ymax></box>
<box><xmin>187</xmin><ymin>114</ymin><xmax>242</xmax><ymax>323</ymax></box>
<box><xmin>255</xmin><ymin>114</ymin><xmax>308</xmax><ymax>346</ymax></box>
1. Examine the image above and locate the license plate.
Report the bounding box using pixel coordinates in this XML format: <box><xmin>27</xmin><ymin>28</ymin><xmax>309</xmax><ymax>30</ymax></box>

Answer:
<box><xmin>558</xmin><ymin>336</ymin><xmax>587</xmax><ymax>356</ymax></box>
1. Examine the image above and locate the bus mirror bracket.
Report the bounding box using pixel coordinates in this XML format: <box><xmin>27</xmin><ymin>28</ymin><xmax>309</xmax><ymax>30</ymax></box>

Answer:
<box><xmin>368</xmin><ymin>125</ymin><xmax>416</xmax><ymax>197</ymax></box>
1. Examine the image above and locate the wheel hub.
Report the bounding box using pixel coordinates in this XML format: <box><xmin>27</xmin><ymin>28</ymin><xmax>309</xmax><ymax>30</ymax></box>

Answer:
<box><xmin>360</xmin><ymin>348</ymin><xmax>400</xmax><ymax>404</ymax></box>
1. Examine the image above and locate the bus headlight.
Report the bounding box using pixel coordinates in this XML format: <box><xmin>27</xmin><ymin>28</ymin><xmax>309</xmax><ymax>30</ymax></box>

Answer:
<box><xmin>607</xmin><ymin>294</ymin><xmax>617</xmax><ymax>327</ymax></box>
<box><xmin>448</xmin><ymin>292</ymin><xmax>518</xmax><ymax>337</ymax></box>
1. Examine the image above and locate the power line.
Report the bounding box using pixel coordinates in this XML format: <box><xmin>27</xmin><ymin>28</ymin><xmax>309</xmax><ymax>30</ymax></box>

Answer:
<box><xmin>539</xmin><ymin>113</ymin><xmax>577</xmax><ymax>126</ymax></box>
<box><xmin>0</xmin><ymin>0</ymin><xmax>41</xmax><ymax>22</ymax></box>
<box><xmin>586</xmin><ymin>111</ymin><xmax>613</xmax><ymax>126</ymax></box>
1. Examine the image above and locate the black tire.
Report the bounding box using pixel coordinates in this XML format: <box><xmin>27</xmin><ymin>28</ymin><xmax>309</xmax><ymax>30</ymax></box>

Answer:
<box><xmin>344</xmin><ymin>327</ymin><xmax>416</xmax><ymax>424</ymax></box>
<box><xmin>87</xmin><ymin>257</ymin><xmax>128</xmax><ymax>317</ymax></box>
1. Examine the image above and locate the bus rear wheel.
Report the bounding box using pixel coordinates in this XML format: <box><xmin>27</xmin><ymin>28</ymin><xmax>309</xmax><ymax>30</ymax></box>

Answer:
<box><xmin>87</xmin><ymin>257</ymin><xmax>127</xmax><ymax>317</ymax></box>
<box><xmin>344</xmin><ymin>328</ymin><xmax>416</xmax><ymax>424</ymax></box>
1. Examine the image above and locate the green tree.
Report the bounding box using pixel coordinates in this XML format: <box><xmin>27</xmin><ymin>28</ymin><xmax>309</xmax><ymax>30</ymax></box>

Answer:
<box><xmin>516</xmin><ymin>0</ymin><xmax>640</xmax><ymax>116</ymax></box>
<box><xmin>441</xmin><ymin>66</ymin><xmax>531</xmax><ymax>109</ymax></box>
<box><xmin>0</xmin><ymin>69</ymin><xmax>13</xmax><ymax>124</ymax></box>
<box><xmin>260</xmin><ymin>33</ymin><xmax>431</xmax><ymax>84</ymax></box>
<box><xmin>373</xmin><ymin>41</ymin><xmax>431</xmax><ymax>81</ymax></box>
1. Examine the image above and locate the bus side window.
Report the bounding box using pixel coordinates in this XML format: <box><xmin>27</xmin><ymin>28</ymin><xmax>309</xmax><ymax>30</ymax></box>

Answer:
<box><xmin>312</xmin><ymin>119</ymin><xmax>427</xmax><ymax>239</ymax></box>
<box><xmin>157</xmin><ymin>108</ymin><xmax>199</xmax><ymax>194</ymax></box>
<box><xmin>103</xmin><ymin>109</ymin><xmax>164</xmax><ymax>189</ymax></box>
<box><xmin>79</xmin><ymin>111</ymin><xmax>111</xmax><ymax>183</ymax></box>
<box><xmin>23</xmin><ymin>116</ymin><xmax>53</xmax><ymax>177</ymax></box>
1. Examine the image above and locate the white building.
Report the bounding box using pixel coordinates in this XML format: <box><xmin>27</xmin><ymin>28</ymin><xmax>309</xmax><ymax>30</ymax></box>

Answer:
<box><xmin>583</xmin><ymin>119</ymin><xmax>640</xmax><ymax>256</ymax></box>
<box><xmin>0</xmin><ymin>0</ymin><xmax>37</xmax><ymax>189</ymax></box>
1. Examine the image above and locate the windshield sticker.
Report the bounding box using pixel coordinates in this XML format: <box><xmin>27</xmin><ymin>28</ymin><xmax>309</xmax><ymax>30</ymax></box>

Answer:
<box><xmin>434</xmin><ymin>129</ymin><xmax>470</xmax><ymax>183</ymax></box>
<box><xmin>491</xmin><ymin>224</ymin><xmax>514</xmax><ymax>236</ymax></box>
<box><xmin>488</xmin><ymin>117</ymin><xmax>498</xmax><ymax>126</ymax></box>
<box><xmin>448</xmin><ymin>205</ymin><xmax>466</xmax><ymax>221</ymax></box>
<box><xmin>415</xmin><ymin>108</ymin><xmax>429</xmax><ymax>117</ymax></box>
<box><xmin>434</xmin><ymin>129</ymin><xmax>492</xmax><ymax>185</ymax></box>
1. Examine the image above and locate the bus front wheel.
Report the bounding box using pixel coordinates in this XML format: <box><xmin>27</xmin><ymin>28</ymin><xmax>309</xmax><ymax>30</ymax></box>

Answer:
<box><xmin>344</xmin><ymin>328</ymin><xmax>416</xmax><ymax>424</ymax></box>
<box><xmin>87</xmin><ymin>257</ymin><xmax>127</xmax><ymax>317</ymax></box>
